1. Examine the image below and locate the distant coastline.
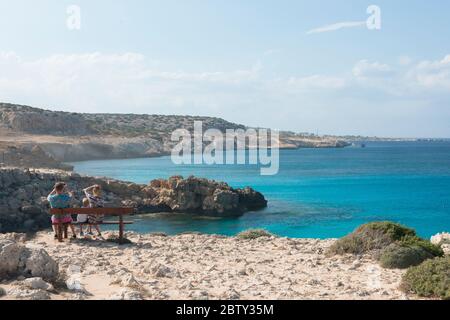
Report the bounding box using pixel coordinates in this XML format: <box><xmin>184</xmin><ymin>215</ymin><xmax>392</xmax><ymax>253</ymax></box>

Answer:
<box><xmin>0</xmin><ymin>102</ymin><xmax>348</xmax><ymax>170</ymax></box>
<box><xmin>1</xmin><ymin>102</ymin><xmax>448</xmax><ymax>171</ymax></box>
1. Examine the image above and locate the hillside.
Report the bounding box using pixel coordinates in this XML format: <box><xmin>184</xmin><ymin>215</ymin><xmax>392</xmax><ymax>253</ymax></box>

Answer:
<box><xmin>0</xmin><ymin>102</ymin><xmax>349</xmax><ymax>169</ymax></box>
<box><xmin>0</xmin><ymin>103</ymin><xmax>246</xmax><ymax>137</ymax></box>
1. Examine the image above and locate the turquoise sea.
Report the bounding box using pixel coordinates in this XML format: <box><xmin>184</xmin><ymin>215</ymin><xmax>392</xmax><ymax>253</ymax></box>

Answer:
<box><xmin>70</xmin><ymin>141</ymin><xmax>450</xmax><ymax>239</ymax></box>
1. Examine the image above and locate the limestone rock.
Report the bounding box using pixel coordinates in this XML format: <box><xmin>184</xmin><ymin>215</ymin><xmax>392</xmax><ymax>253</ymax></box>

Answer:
<box><xmin>0</xmin><ymin>240</ymin><xmax>25</xmax><ymax>277</ymax></box>
<box><xmin>66</xmin><ymin>275</ymin><xmax>87</xmax><ymax>293</ymax></box>
<box><xmin>22</xmin><ymin>277</ymin><xmax>54</xmax><ymax>291</ymax></box>
<box><xmin>149</xmin><ymin>263</ymin><xmax>179</xmax><ymax>278</ymax></box>
<box><xmin>0</xmin><ymin>239</ymin><xmax>58</xmax><ymax>281</ymax></box>
<box><xmin>109</xmin><ymin>289</ymin><xmax>143</xmax><ymax>300</ymax></box>
<box><xmin>431</xmin><ymin>233</ymin><xmax>450</xmax><ymax>255</ymax></box>
<box><xmin>7</xmin><ymin>287</ymin><xmax>51</xmax><ymax>300</ymax></box>
<box><xmin>430</xmin><ymin>232</ymin><xmax>450</xmax><ymax>245</ymax></box>
<box><xmin>0</xmin><ymin>168</ymin><xmax>267</xmax><ymax>234</ymax></box>
<box><xmin>110</xmin><ymin>271</ymin><xmax>141</xmax><ymax>289</ymax></box>
<box><xmin>21</xmin><ymin>247</ymin><xmax>58</xmax><ymax>281</ymax></box>
<box><xmin>146</xmin><ymin>176</ymin><xmax>267</xmax><ymax>216</ymax></box>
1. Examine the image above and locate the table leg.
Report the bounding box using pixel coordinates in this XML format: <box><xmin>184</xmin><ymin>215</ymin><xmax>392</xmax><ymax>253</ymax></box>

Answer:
<box><xmin>119</xmin><ymin>214</ymin><xmax>124</xmax><ymax>244</ymax></box>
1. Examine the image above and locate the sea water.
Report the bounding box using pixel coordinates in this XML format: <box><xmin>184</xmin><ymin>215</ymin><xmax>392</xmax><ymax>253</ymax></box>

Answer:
<box><xmin>70</xmin><ymin>141</ymin><xmax>450</xmax><ymax>239</ymax></box>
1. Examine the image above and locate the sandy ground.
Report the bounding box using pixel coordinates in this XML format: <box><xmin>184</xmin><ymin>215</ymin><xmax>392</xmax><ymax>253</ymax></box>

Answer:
<box><xmin>0</xmin><ymin>231</ymin><xmax>414</xmax><ymax>300</ymax></box>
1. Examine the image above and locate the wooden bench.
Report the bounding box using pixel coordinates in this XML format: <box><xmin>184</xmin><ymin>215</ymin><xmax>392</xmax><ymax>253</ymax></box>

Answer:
<box><xmin>49</xmin><ymin>207</ymin><xmax>134</xmax><ymax>243</ymax></box>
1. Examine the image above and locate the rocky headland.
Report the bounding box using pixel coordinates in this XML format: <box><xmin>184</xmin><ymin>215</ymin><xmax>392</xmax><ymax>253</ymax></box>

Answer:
<box><xmin>0</xmin><ymin>102</ymin><xmax>350</xmax><ymax>170</ymax></box>
<box><xmin>0</xmin><ymin>167</ymin><xmax>267</xmax><ymax>234</ymax></box>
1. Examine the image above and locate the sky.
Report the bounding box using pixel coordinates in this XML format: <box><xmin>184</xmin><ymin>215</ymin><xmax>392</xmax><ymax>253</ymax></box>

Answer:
<box><xmin>0</xmin><ymin>0</ymin><xmax>449</xmax><ymax>138</ymax></box>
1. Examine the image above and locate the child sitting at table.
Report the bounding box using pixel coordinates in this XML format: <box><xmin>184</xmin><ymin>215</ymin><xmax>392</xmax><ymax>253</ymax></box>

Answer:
<box><xmin>76</xmin><ymin>198</ymin><xmax>90</xmax><ymax>236</ymax></box>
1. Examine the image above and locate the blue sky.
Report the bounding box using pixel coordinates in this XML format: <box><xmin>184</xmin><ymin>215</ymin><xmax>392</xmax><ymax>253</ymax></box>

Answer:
<box><xmin>0</xmin><ymin>0</ymin><xmax>450</xmax><ymax>137</ymax></box>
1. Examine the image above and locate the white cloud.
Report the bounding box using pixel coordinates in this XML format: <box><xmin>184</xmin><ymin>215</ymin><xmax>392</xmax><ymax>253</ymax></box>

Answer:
<box><xmin>352</xmin><ymin>60</ymin><xmax>392</xmax><ymax>78</ymax></box>
<box><xmin>407</xmin><ymin>55</ymin><xmax>450</xmax><ymax>90</ymax></box>
<box><xmin>306</xmin><ymin>21</ymin><xmax>366</xmax><ymax>35</ymax></box>
<box><xmin>0</xmin><ymin>52</ymin><xmax>449</xmax><ymax>137</ymax></box>
<box><xmin>286</xmin><ymin>75</ymin><xmax>347</xmax><ymax>90</ymax></box>
<box><xmin>0</xmin><ymin>52</ymin><xmax>263</xmax><ymax>114</ymax></box>
<box><xmin>398</xmin><ymin>56</ymin><xmax>413</xmax><ymax>66</ymax></box>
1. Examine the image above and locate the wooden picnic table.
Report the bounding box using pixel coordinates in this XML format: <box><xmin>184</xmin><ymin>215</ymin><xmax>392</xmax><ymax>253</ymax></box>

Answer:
<box><xmin>49</xmin><ymin>207</ymin><xmax>134</xmax><ymax>244</ymax></box>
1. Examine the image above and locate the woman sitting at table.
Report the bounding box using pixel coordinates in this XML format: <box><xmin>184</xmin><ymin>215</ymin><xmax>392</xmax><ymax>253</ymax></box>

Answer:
<box><xmin>83</xmin><ymin>184</ymin><xmax>105</xmax><ymax>238</ymax></box>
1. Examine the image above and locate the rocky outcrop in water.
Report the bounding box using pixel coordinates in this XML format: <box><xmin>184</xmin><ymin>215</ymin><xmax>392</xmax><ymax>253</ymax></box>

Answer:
<box><xmin>0</xmin><ymin>168</ymin><xmax>267</xmax><ymax>233</ymax></box>
<box><xmin>144</xmin><ymin>176</ymin><xmax>267</xmax><ymax>215</ymax></box>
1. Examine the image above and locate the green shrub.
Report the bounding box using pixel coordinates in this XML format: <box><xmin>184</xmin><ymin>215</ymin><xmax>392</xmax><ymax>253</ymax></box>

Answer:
<box><xmin>400</xmin><ymin>236</ymin><xmax>444</xmax><ymax>257</ymax></box>
<box><xmin>379</xmin><ymin>235</ymin><xmax>444</xmax><ymax>269</ymax></box>
<box><xmin>401</xmin><ymin>256</ymin><xmax>450</xmax><ymax>300</ymax></box>
<box><xmin>328</xmin><ymin>221</ymin><xmax>416</xmax><ymax>255</ymax></box>
<box><xmin>237</xmin><ymin>229</ymin><xmax>273</xmax><ymax>240</ymax></box>
<box><xmin>379</xmin><ymin>243</ymin><xmax>434</xmax><ymax>269</ymax></box>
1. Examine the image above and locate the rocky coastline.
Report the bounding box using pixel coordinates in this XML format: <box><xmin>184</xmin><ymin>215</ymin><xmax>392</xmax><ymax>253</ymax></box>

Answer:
<box><xmin>0</xmin><ymin>102</ymin><xmax>350</xmax><ymax>170</ymax></box>
<box><xmin>0</xmin><ymin>167</ymin><xmax>267</xmax><ymax>234</ymax></box>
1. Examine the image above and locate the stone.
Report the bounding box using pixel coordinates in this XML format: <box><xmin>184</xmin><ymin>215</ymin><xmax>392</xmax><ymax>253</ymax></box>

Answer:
<box><xmin>0</xmin><ymin>168</ymin><xmax>267</xmax><ymax>235</ymax></box>
<box><xmin>23</xmin><ymin>219</ymin><xmax>36</xmax><ymax>230</ymax></box>
<box><xmin>109</xmin><ymin>289</ymin><xmax>143</xmax><ymax>300</ymax></box>
<box><xmin>149</xmin><ymin>263</ymin><xmax>179</xmax><ymax>278</ymax></box>
<box><xmin>222</xmin><ymin>288</ymin><xmax>240</xmax><ymax>300</ymax></box>
<box><xmin>0</xmin><ymin>286</ymin><xmax>6</xmax><ymax>297</ymax></box>
<box><xmin>66</xmin><ymin>275</ymin><xmax>87</xmax><ymax>293</ymax></box>
<box><xmin>69</xmin><ymin>293</ymin><xmax>87</xmax><ymax>300</ymax></box>
<box><xmin>22</xmin><ymin>277</ymin><xmax>54</xmax><ymax>291</ymax></box>
<box><xmin>7</xmin><ymin>287</ymin><xmax>51</xmax><ymax>300</ymax></box>
<box><xmin>21</xmin><ymin>206</ymin><xmax>42</xmax><ymax>215</ymax></box>
<box><xmin>430</xmin><ymin>232</ymin><xmax>450</xmax><ymax>245</ymax></box>
<box><xmin>21</xmin><ymin>248</ymin><xmax>59</xmax><ymax>281</ymax></box>
<box><xmin>442</xmin><ymin>244</ymin><xmax>450</xmax><ymax>255</ymax></box>
<box><xmin>348</xmin><ymin>260</ymin><xmax>362</xmax><ymax>270</ymax></box>
<box><xmin>0</xmin><ymin>240</ymin><xmax>25</xmax><ymax>277</ymax></box>
<box><xmin>110</xmin><ymin>272</ymin><xmax>141</xmax><ymax>289</ymax></box>
<box><xmin>147</xmin><ymin>176</ymin><xmax>266</xmax><ymax>216</ymax></box>
<box><xmin>190</xmin><ymin>290</ymin><xmax>209</xmax><ymax>300</ymax></box>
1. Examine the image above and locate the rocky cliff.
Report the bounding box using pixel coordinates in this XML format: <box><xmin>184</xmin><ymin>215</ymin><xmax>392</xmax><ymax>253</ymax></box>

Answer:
<box><xmin>0</xmin><ymin>168</ymin><xmax>267</xmax><ymax>233</ymax></box>
<box><xmin>0</xmin><ymin>103</ymin><xmax>350</xmax><ymax>169</ymax></box>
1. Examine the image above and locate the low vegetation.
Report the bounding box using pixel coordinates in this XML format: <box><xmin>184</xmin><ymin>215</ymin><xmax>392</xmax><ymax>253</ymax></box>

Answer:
<box><xmin>328</xmin><ymin>221</ymin><xmax>416</xmax><ymax>255</ymax></box>
<box><xmin>401</xmin><ymin>256</ymin><xmax>450</xmax><ymax>300</ymax></box>
<box><xmin>237</xmin><ymin>229</ymin><xmax>274</xmax><ymax>240</ymax></box>
<box><xmin>329</xmin><ymin>221</ymin><xmax>443</xmax><ymax>270</ymax></box>
<box><xmin>400</xmin><ymin>236</ymin><xmax>444</xmax><ymax>257</ymax></box>
<box><xmin>379</xmin><ymin>243</ymin><xmax>435</xmax><ymax>269</ymax></box>
<box><xmin>379</xmin><ymin>236</ymin><xmax>444</xmax><ymax>269</ymax></box>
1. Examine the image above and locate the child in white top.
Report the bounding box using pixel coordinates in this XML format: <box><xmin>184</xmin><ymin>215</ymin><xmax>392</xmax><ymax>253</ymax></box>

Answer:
<box><xmin>77</xmin><ymin>198</ymin><xmax>89</xmax><ymax>236</ymax></box>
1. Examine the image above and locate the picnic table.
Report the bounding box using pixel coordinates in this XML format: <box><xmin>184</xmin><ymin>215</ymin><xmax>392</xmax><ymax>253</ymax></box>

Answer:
<box><xmin>49</xmin><ymin>207</ymin><xmax>134</xmax><ymax>243</ymax></box>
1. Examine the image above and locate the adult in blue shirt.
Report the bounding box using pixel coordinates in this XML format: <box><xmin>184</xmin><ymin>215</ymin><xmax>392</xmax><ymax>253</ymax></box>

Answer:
<box><xmin>47</xmin><ymin>182</ymin><xmax>76</xmax><ymax>239</ymax></box>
